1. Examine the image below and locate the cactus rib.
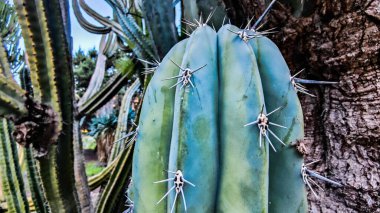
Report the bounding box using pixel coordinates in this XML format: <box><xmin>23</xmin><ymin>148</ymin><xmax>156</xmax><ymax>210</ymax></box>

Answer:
<box><xmin>250</xmin><ymin>36</ymin><xmax>308</xmax><ymax>212</ymax></box>
<box><xmin>0</xmin><ymin>119</ymin><xmax>29</xmax><ymax>212</ymax></box>
<box><xmin>217</xmin><ymin>24</ymin><xmax>268</xmax><ymax>212</ymax></box>
<box><xmin>132</xmin><ymin>38</ymin><xmax>188</xmax><ymax>212</ymax></box>
<box><xmin>15</xmin><ymin>0</ymin><xmax>81</xmax><ymax>211</ymax></box>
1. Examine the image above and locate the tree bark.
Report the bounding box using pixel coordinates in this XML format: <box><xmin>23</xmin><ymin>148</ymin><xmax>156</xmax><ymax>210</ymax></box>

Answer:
<box><xmin>224</xmin><ymin>0</ymin><xmax>380</xmax><ymax>212</ymax></box>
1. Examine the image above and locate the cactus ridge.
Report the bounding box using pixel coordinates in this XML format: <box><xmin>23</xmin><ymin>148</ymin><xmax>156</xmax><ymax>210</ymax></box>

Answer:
<box><xmin>132</xmin><ymin>22</ymin><xmax>311</xmax><ymax>212</ymax></box>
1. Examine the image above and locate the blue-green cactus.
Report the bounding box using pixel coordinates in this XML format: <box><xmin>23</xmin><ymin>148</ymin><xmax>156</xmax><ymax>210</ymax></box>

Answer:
<box><xmin>131</xmin><ymin>20</ymin><xmax>309</xmax><ymax>212</ymax></box>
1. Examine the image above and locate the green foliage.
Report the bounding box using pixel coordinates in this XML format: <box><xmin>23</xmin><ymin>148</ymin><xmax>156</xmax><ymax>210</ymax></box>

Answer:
<box><xmin>85</xmin><ymin>162</ymin><xmax>105</xmax><ymax>177</ymax></box>
<box><xmin>0</xmin><ymin>1</ymin><xmax>24</xmax><ymax>73</ymax></box>
<box><xmin>114</xmin><ymin>56</ymin><xmax>135</xmax><ymax>75</ymax></box>
<box><xmin>73</xmin><ymin>47</ymin><xmax>98</xmax><ymax>97</ymax></box>
<box><xmin>88</xmin><ymin>112</ymin><xmax>118</xmax><ymax>138</ymax></box>
<box><xmin>82</xmin><ymin>135</ymin><xmax>97</xmax><ymax>150</ymax></box>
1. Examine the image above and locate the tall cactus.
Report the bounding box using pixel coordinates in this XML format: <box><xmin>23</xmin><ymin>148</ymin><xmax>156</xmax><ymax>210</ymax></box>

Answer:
<box><xmin>131</xmin><ymin>20</ymin><xmax>310</xmax><ymax>212</ymax></box>
<box><xmin>0</xmin><ymin>0</ymin><xmax>82</xmax><ymax>211</ymax></box>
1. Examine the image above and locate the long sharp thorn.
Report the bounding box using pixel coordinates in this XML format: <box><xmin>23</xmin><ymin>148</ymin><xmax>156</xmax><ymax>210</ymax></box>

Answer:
<box><xmin>170</xmin><ymin>191</ymin><xmax>179</xmax><ymax>213</ymax></box>
<box><xmin>164</xmin><ymin>170</ymin><xmax>177</xmax><ymax>174</ymax></box>
<box><xmin>246</xmin><ymin>16</ymin><xmax>255</xmax><ymax>29</ymax></box>
<box><xmin>191</xmin><ymin>64</ymin><xmax>207</xmax><ymax>73</ymax></box>
<box><xmin>180</xmin><ymin>82</ymin><xmax>186</xmax><ymax>90</ymax></box>
<box><xmin>154</xmin><ymin>178</ymin><xmax>174</xmax><ymax>184</ymax></box>
<box><xmin>256</xmin><ymin>20</ymin><xmax>267</xmax><ymax>31</ymax></box>
<box><xmin>183</xmin><ymin>179</ymin><xmax>195</xmax><ymax>187</ymax></box>
<box><xmin>181</xmin><ymin>189</ymin><xmax>187</xmax><ymax>211</ymax></box>
<box><xmin>244</xmin><ymin>120</ymin><xmax>259</xmax><ymax>127</ymax></box>
<box><xmin>170</xmin><ymin>80</ymin><xmax>183</xmax><ymax>89</ymax></box>
<box><xmin>182</xmin><ymin>19</ymin><xmax>196</xmax><ymax>28</ymax></box>
<box><xmin>258</xmin><ymin>29</ymin><xmax>278</xmax><ymax>35</ymax></box>
<box><xmin>305</xmin><ymin>178</ymin><xmax>319</xmax><ymax>198</ymax></box>
<box><xmin>305</xmin><ymin>160</ymin><xmax>320</xmax><ymax>166</ymax></box>
<box><xmin>265</xmin><ymin>133</ymin><xmax>277</xmax><ymax>152</ymax></box>
<box><xmin>259</xmin><ymin>132</ymin><xmax>262</xmax><ymax>147</ymax></box>
<box><xmin>307</xmin><ymin>171</ymin><xmax>342</xmax><ymax>187</ymax></box>
<box><xmin>298</xmin><ymin>89</ymin><xmax>316</xmax><ymax>97</ymax></box>
<box><xmin>137</xmin><ymin>58</ymin><xmax>156</xmax><ymax>66</ymax></box>
<box><xmin>292</xmin><ymin>69</ymin><xmax>305</xmax><ymax>78</ymax></box>
<box><xmin>268</xmin><ymin>128</ymin><xmax>286</xmax><ymax>146</ymax></box>
<box><xmin>260</xmin><ymin>27</ymin><xmax>277</xmax><ymax>33</ymax></box>
<box><xmin>170</xmin><ymin>59</ymin><xmax>185</xmax><ymax>70</ymax></box>
<box><xmin>267</xmin><ymin>106</ymin><xmax>283</xmax><ymax>116</ymax></box>
<box><xmin>296</xmin><ymin>83</ymin><xmax>308</xmax><ymax>89</ymax></box>
<box><xmin>294</xmin><ymin>78</ymin><xmax>339</xmax><ymax>85</ymax></box>
<box><xmin>156</xmin><ymin>186</ymin><xmax>175</xmax><ymax>205</ymax></box>
<box><xmin>227</xmin><ymin>29</ymin><xmax>240</xmax><ymax>35</ymax></box>
<box><xmin>189</xmin><ymin>79</ymin><xmax>195</xmax><ymax>89</ymax></box>
<box><xmin>195</xmin><ymin>17</ymin><xmax>201</xmax><ymax>26</ymax></box>
<box><xmin>163</xmin><ymin>74</ymin><xmax>182</xmax><ymax>80</ymax></box>
<box><xmin>206</xmin><ymin>9</ymin><xmax>216</xmax><ymax>24</ymax></box>
<box><xmin>308</xmin><ymin>177</ymin><xmax>325</xmax><ymax>191</ymax></box>
<box><xmin>269</xmin><ymin>122</ymin><xmax>287</xmax><ymax>129</ymax></box>
<box><xmin>296</xmin><ymin>86</ymin><xmax>313</xmax><ymax>92</ymax></box>
<box><xmin>252</xmin><ymin>0</ymin><xmax>277</xmax><ymax>30</ymax></box>
<box><xmin>260</xmin><ymin>104</ymin><xmax>265</xmax><ymax>114</ymax></box>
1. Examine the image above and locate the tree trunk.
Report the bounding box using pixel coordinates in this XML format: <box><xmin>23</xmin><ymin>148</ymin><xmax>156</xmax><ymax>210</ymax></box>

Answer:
<box><xmin>224</xmin><ymin>0</ymin><xmax>380</xmax><ymax>212</ymax></box>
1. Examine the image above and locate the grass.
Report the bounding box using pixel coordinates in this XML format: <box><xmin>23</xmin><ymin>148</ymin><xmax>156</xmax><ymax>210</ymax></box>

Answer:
<box><xmin>85</xmin><ymin>162</ymin><xmax>104</xmax><ymax>177</ymax></box>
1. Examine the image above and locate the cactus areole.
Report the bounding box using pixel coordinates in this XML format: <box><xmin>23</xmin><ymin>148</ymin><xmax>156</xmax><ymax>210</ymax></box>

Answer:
<box><xmin>132</xmin><ymin>24</ymin><xmax>308</xmax><ymax>213</ymax></box>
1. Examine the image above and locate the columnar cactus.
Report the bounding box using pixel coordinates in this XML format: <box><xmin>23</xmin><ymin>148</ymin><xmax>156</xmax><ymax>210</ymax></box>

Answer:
<box><xmin>131</xmin><ymin>22</ymin><xmax>309</xmax><ymax>212</ymax></box>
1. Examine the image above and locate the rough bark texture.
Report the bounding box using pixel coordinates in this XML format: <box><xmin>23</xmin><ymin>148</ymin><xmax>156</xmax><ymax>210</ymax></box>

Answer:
<box><xmin>224</xmin><ymin>0</ymin><xmax>380</xmax><ymax>212</ymax></box>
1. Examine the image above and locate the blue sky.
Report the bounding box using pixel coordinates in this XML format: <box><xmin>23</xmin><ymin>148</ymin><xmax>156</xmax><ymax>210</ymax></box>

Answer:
<box><xmin>69</xmin><ymin>1</ymin><xmax>113</xmax><ymax>53</ymax></box>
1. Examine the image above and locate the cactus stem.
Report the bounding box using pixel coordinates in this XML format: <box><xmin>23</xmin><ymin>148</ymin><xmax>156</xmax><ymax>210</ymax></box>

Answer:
<box><xmin>301</xmin><ymin>162</ymin><xmax>343</xmax><ymax>198</ymax></box>
<box><xmin>164</xmin><ymin>59</ymin><xmax>207</xmax><ymax>89</ymax></box>
<box><xmin>245</xmin><ymin>105</ymin><xmax>287</xmax><ymax>151</ymax></box>
<box><xmin>155</xmin><ymin>170</ymin><xmax>195</xmax><ymax>212</ymax></box>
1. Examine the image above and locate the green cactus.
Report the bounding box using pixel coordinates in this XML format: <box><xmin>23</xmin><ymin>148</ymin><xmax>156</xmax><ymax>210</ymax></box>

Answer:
<box><xmin>132</xmin><ymin>21</ymin><xmax>308</xmax><ymax>212</ymax></box>
<box><xmin>0</xmin><ymin>118</ymin><xmax>29</xmax><ymax>213</ymax></box>
<box><xmin>0</xmin><ymin>0</ymin><xmax>83</xmax><ymax>211</ymax></box>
